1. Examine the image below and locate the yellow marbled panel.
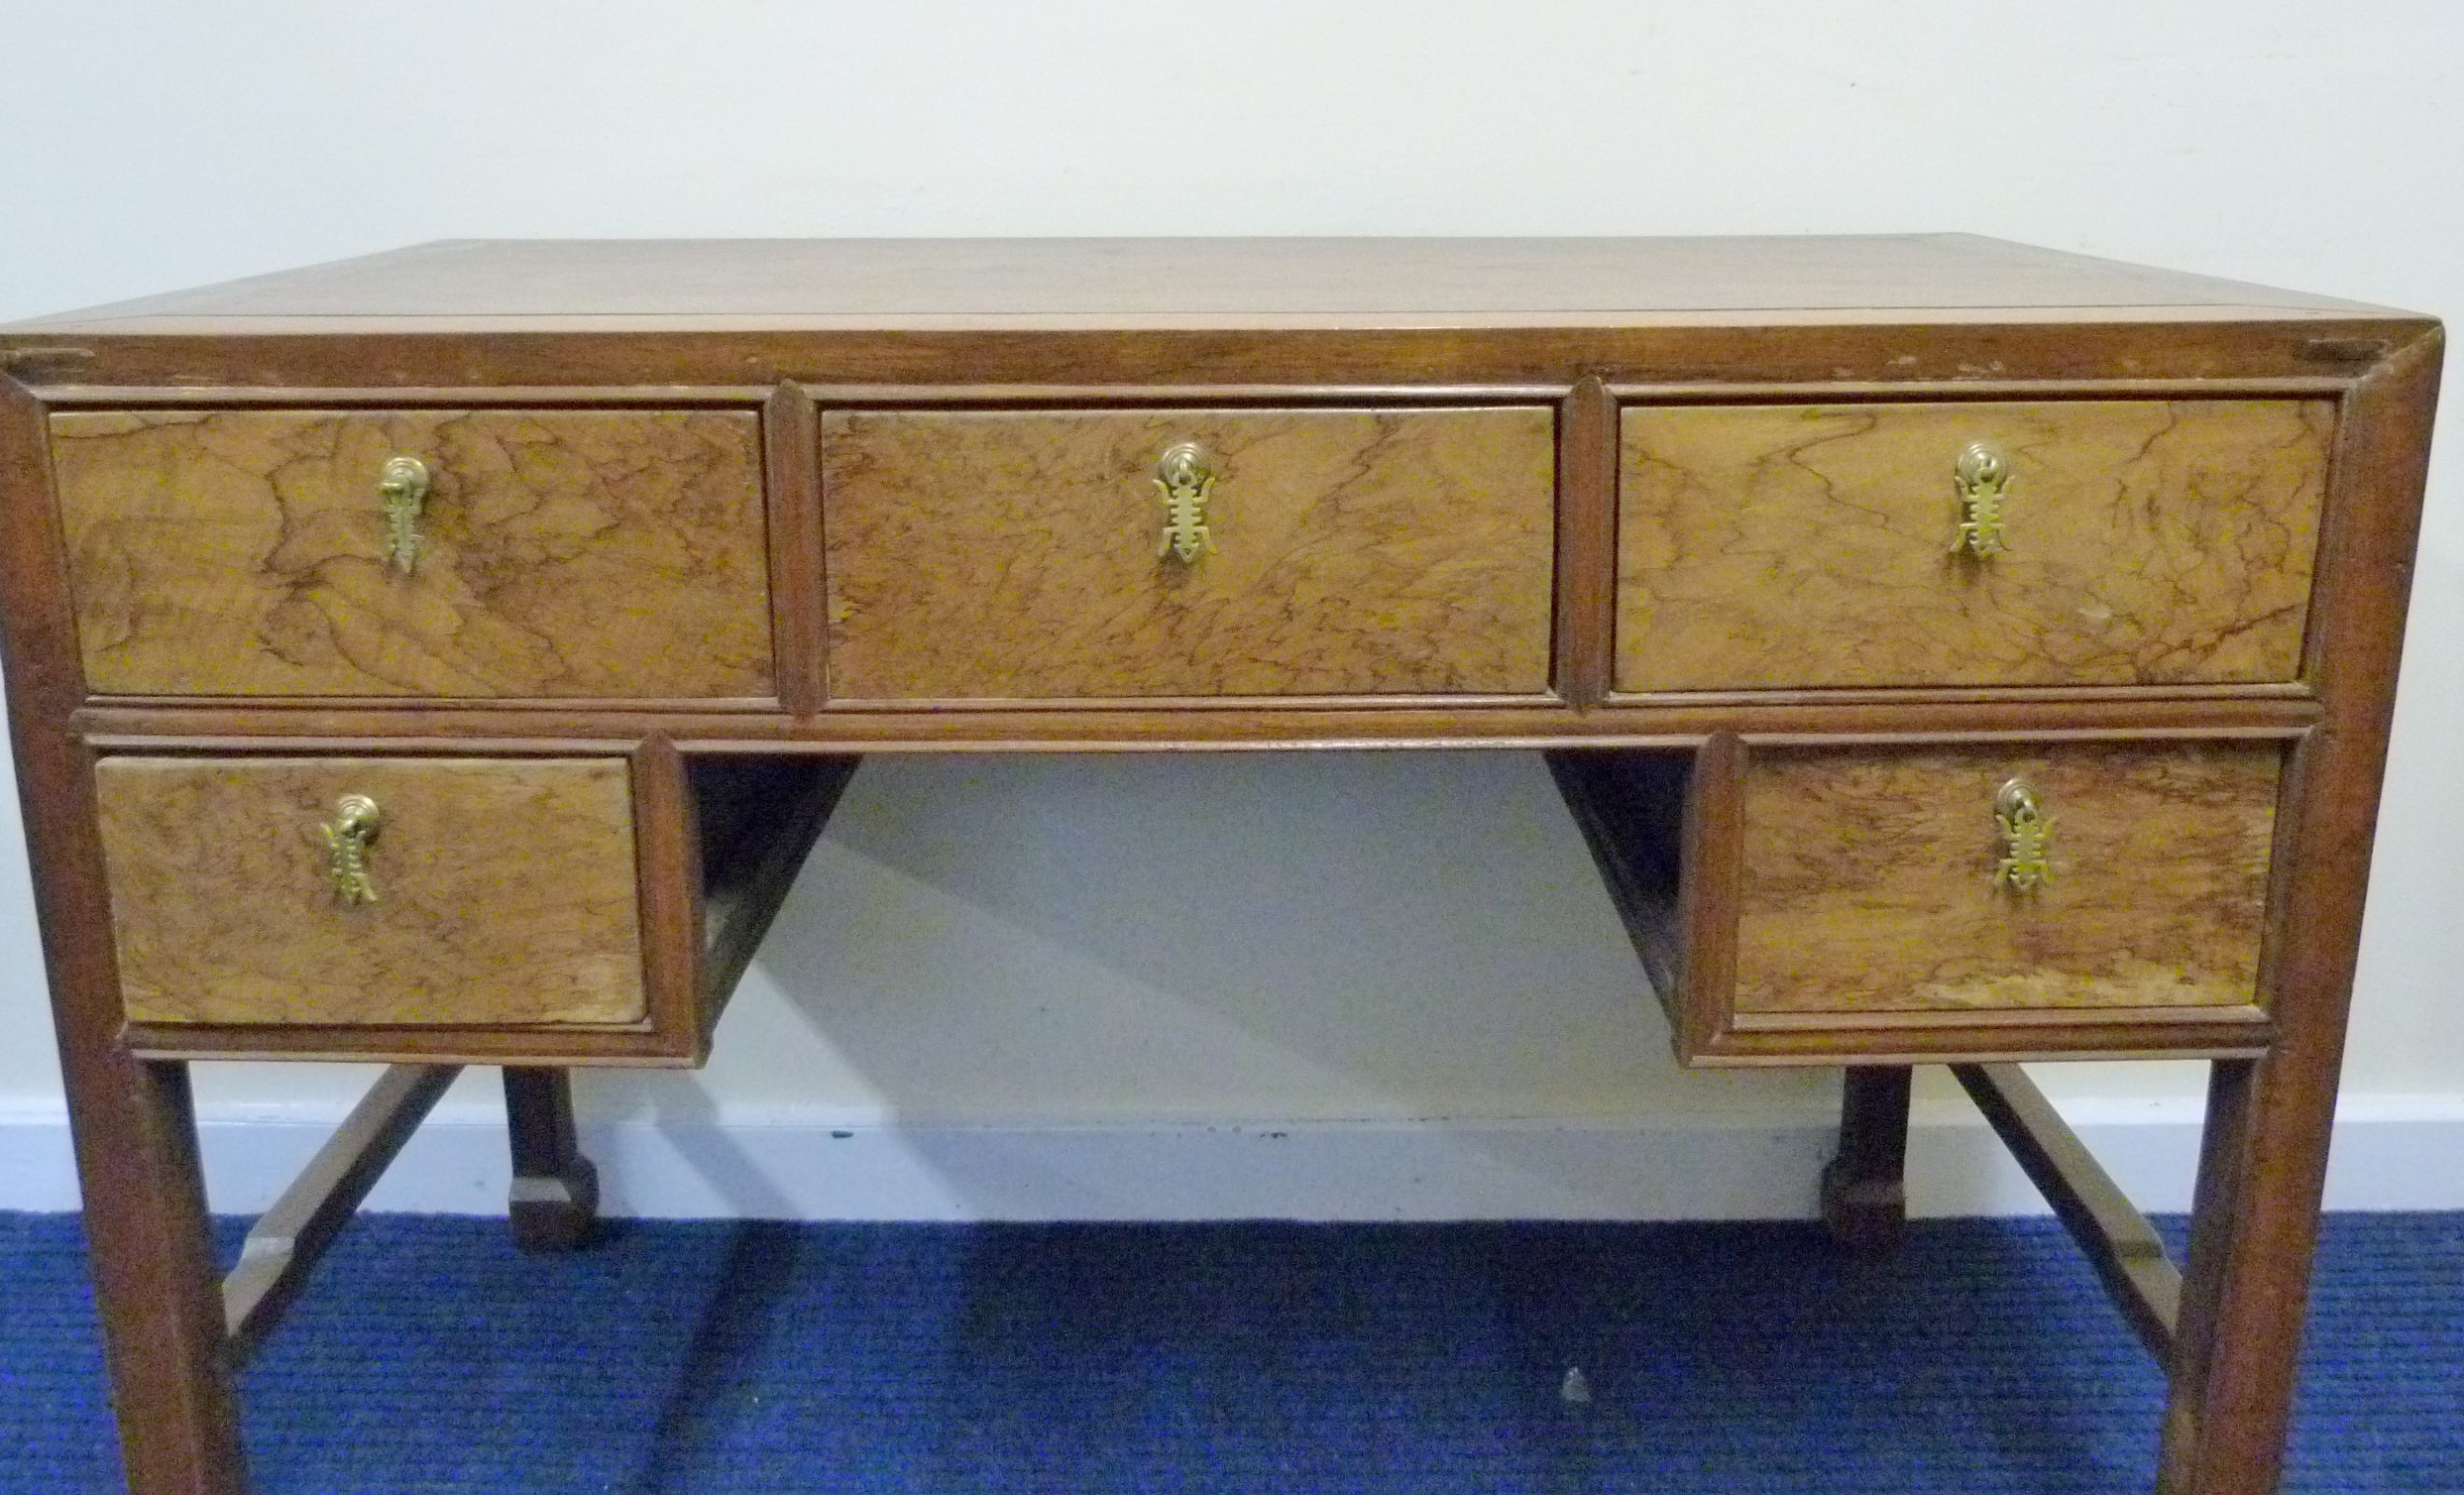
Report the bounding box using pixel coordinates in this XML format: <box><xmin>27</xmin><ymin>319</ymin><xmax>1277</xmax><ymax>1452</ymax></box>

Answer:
<box><xmin>95</xmin><ymin>757</ymin><xmax>645</xmax><ymax>1026</ymax></box>
<box><xmin>821</xmin><ymin>407</ymin><xmax>1556</xmax><ymax>698</ymax></box>
<box><xmin>54</xmin><ymin>408</ymin><xmax>773</xmax><ymax>698</ymax></box>
<box><xmin>1616</xmin><ymin>400</ymin><xmax>2332</xmax><ymax>691</ymax></box>
<box><xmin>1735</xmin><ymin>744</ymin><xmax>2281</xmax><ymax>1012</ymax></box>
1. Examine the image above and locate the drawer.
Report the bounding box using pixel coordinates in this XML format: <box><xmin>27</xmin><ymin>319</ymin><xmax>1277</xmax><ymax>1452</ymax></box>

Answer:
<box><xmin>1616</xmin><ymin>400</ymin><xmax>2333</xmax><ymax>691</ymax></box>
<box><xmin>820</xmin><ymin>407</ymin><xmax>1557</xmax><ymax>698</ymax></box>
<box><xmin>94</xmin><ymin>756</ymin><xmax>646</xmax><ymax>1027</ymax></box>
<box><xmin>52</xmin><ymin>408</ymin><xmax>773</xmax><ymax>699</ymax></box>
<box><xmin>1733</xmin><ymin>742</ymin><xmax>2282</xmax><ymax>1015</ymax></box>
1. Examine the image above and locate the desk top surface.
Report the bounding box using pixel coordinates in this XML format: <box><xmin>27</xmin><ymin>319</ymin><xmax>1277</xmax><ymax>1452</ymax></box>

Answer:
<box><xmin>7</xmin><ymin>235</ymin><xmax>2407</xmax><ymax>335</ymax></box>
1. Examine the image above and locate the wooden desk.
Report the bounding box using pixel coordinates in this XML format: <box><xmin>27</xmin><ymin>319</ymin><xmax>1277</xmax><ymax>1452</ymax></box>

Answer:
<box><xmin>0</xmin><ymin>237</ymin><xmax>2440</xmax><ymax>1494</ymax></box>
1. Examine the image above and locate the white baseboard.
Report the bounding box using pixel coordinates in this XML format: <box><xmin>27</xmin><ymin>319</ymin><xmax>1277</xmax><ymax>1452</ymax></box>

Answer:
<box><xmin>4</xmin><ymin>1096</ymin><xmax>2462</xmax><ymax>1221</ymax></box>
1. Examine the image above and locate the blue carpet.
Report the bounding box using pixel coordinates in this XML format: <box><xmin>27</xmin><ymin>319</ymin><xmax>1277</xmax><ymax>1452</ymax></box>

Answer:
<box><xmin>1</xmin><ymin>1212</ymin><xmax>2458</xmax><ymax>1493</ymax></box>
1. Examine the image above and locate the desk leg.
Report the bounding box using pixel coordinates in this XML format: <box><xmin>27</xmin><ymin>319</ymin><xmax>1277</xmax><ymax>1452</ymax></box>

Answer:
<box><xmin>70</xmin><ymin>1058</ymin><xmax>250</xmax><ymax>1493</ymax></box>
<box><xmin>2145</xmin><ymin>322</ymin><xmax>2442</xmax><ymax>1495</ymax></box>
<box><xmin>504</xmin><ymin>1068</ymin><xmax>600</xmax><ymax>1251</ymax></box>
<box><xmin>1820</xmin><ymin>1066</ymin><xmax>1913</xmax><ymax>1250</ymax></box>
<box><xmin>2155</xmin><ymin>1056</ymin><xmax>2337</xmax><ymax>1494</ymax></box>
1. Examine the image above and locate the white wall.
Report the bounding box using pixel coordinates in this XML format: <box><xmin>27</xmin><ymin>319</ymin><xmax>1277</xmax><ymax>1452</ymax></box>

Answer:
<box><xmin>1</xmin><ymin>1</ymin><xmax>2458</xmax><ymax>1218</ymax></box>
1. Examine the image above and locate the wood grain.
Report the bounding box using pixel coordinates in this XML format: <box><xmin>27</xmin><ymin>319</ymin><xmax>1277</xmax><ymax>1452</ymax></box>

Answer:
<box><xmin>53</xmin><ymin>408</ymin><xmax>772</xmax><ymax>698</ymax></box>
<box><xmin>821</xmin><ymin>407</ymin><xmax>1555</xmax><ymax>698</ymax></box>
<box><xmin>1679</xmin><ymin>732</ymin><xmax>1746</xmax><ymax>1057</ymax></box>
<box><xmin>0</xmin><ymin>324</ymin><xmax>2411</xmax><ymax>399</ymax></box>
<box><xmin>1617</xmin><ymin>400</ymin><xmax>2333</xmax><ymax>690</ymax></box>
<box><xmin>68</xmin><ymin>693</ymin><xmax>2326</xmax><ymax>753</ymax></box>
<box><xmin>9</xmin><ymin>236</ymin><xmax>2389</xmax><ymax>330</ymax></box>
<box><xmin>1734</xmin><ymin>743</ymin><xmax>2282</xmax><ymax>1012</ymax></box>
<box><xmin>626</xmin><ymin>734</ymin><xmax>709</xmax><ymax>1064</ymax></box>
<box><xmin>1552</xmin><ymin>378</ymin><xmax>1617</xmax><ymax>707</ymax></box>
<box><xmin>760</xmin><ymin>385</ymin><xmax>828</xmax><ymax>714</ymax></box>
<box><xmin>94</xmin><ymin>756</ymin><xmax>644</xmax><ymax>1026</ymax></box>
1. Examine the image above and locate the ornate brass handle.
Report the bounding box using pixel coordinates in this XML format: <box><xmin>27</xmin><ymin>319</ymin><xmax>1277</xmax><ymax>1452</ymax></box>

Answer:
<box><xmin>1993</xmin><ymin>777</ymin><xmax>2053</xmax><ymax>892</ymax></box>
<box><xmin>377</xmin><ymin>456</ymin><xmax>430</xmax><ymax>575</ymax></box>
<box><xmin>1951</xmin><ymin>442</ymin><xmax>2012</xmax><ymax>557</ymax></box>
<box><xmin>320</xmin><ymin>794</ymin><xmax>383</xmax><ymax>905</ymax></box>
<box><xmin>1154</xmin><ymin>442</ymin><xmax>1219</xmax><ymax>563</ymax></box>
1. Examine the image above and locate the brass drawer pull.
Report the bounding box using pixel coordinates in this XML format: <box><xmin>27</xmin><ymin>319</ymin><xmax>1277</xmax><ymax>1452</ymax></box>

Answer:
<box><xmin>1993</xmin><ymin>777</ymin><xmax>2053</xmax><ymax>892</ymax></box>
<box><xmin>1951</xmin><ymin>442</ymin><xmax>2012</xmax><ymax>557</ymax></box>
<box><xmin>320</xmin><ymin>793</ymin><xmax>383</xmax><ymax>905</ymax></box>
<box><xmin>1154</xmin><ymin>442</ymin><xmax>1219</xmax><ymax>563</ymax></box>
<box><xmin>377</xmin><ymin>455</ymin><xmax>431</xmax><ymax>575</ymax></box>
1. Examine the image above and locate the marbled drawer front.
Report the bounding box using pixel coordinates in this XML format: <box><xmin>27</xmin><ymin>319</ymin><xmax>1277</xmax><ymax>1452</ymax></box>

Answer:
<box><xmin>1616</xmin><ymin>400</ymin><xmax>2332</xmax><ymax>691</ymax></box>
<box><xmin>1733</xmin><ymin>743</ymin><xmax>2282</xmax><ymax>1013</ymax></box>
<box><xmin>95</xmin><ymin>756</ymin><xmax>645</xmax><ymax>1027</ymax></box>
<box><xmin>53</xmin><ymin>408</ymin><xmax>773</xmax><ymax>699</ymax></box>
<box><xmin>820</xmin><ymin>407</ymin><xmax>1557</xmax><ymax>698</ymax></box>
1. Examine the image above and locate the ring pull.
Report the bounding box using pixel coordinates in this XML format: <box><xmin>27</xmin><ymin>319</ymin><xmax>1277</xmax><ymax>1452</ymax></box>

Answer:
<box><xmin>377</xmin><ymin>456</ymin><xmax>431</xmax><ymax>575</ymax></box>
<box><xmin>1993</xmin><ymin>777</ymin><xmax>2053</xmax><ymax>893</ymax></box>
<box><xmin>1154</xmin><ymin>442</ymin><xmax>1219</xmax><ymax>564</ymax></box>
<box><xmin>321</xmin><ymin>794</ymin><xmax>384</xmax><ymax>906</ymax></box>
<box><xmin>1951</xmin><ymin>442</ymin><xmax>2012</xmax><ymax>558</ymax></box>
